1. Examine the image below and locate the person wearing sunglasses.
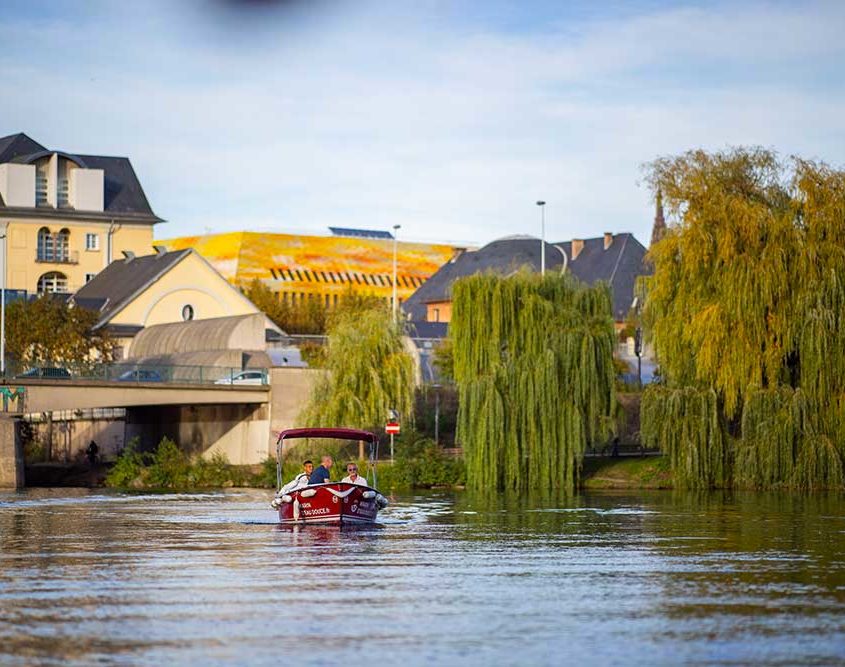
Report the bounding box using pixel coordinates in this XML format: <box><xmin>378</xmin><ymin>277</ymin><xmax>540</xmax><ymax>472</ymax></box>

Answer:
<box><xmin>341</xmin><ymin>463</ymin><xmax>368</xmax><ymax>486</ymax></box>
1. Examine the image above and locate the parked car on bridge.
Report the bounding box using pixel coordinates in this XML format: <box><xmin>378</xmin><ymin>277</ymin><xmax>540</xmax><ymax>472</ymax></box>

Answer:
<box><xmin>117</xmin><ymin>369</ymin><xmax>164</xmax><ymax>382</ymax></box>
<box><xmin>16</xmin><ymin>367</ymin><xmax>72</xmax><ymax>379</ymax></box>
<box><xmin>214</xmin><ymin>370</ymin><xmax>266</xmax><ymax>386</ymax></box>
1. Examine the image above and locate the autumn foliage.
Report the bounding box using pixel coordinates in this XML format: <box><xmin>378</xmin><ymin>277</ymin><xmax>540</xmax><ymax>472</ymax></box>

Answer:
<box><xmin>641</xmin><ymin>148</ymin><xmax>845</xmax><ymax>490</ymax></box>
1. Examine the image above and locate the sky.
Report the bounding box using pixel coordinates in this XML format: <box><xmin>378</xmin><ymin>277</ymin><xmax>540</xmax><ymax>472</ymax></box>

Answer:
<box><xmin>1</xmin><ymin>0</ymin><xmax>843</xmax><ymax>248</ymax></box>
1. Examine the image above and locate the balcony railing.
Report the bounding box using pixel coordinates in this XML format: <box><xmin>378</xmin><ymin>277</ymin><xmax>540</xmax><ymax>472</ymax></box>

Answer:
<box><xmin>35</xmin><ymin>250</ymin><xmax>79</xmax><ymax>265</ymax></box>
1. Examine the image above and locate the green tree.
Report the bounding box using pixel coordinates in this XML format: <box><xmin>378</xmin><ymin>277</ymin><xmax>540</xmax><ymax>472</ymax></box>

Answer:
<box><xmin>450</xmin><ymin>272</ymin><xmax>617</xmax><ymax>493</ymax></box>
<box><xmin>641</xmin><ymin>147</ymin><xmax>845</xmax><ymax>490</ymax></box>
<box><xmin>300</xmin><ymin>303</ymin><xmax>415</xmax><ymax>430</ymax></box>
<box><xmin>242</xmin><ymin>279</ymin><xmax>384</xmax><ymax>336</ymax></box>
<box><xmin>6</xmin><ymin>296</ymin><xmax>113</xmax><ymax>370</ymax></box>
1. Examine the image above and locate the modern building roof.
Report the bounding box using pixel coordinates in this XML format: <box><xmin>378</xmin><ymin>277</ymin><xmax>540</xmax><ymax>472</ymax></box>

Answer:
<box><xmin>158</xmin><ymin>231</ymin><xmax>461</xmax><ymax>302</ymax></box>
<box><xmin>402</xmin><ymin>236</ymin><xmax>566</xmax><ymax>321</ymax></box>
<box><xmin>0</xmin><ymin>132</ymin><xmax>162</xmax><ymax>223</ymax></box>
<box><xmin>72</xmin><ymin>249</ymin><xmax>191</xmax><ymax>328</ymax></box>
<box><xmin>329</xmin><ymin>226</ymin><xmax>394</xmax><ymax>240</ymax></box>
<box><xmin>403</xmin><ymin>233</ymin><xmax>648</xmax><ymax>322</ymax></box>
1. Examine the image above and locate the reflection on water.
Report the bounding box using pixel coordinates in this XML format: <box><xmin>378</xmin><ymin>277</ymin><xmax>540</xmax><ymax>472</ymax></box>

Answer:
<box><xmin>1</xmin><ymin>488</ymin><xmax>843</xmax><ymax>666</ymax></box>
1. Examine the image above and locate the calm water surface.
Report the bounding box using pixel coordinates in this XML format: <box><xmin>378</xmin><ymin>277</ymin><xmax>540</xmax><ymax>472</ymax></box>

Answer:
<box><xmin>1</xmin><ymin>488</ymin><xmax>844</xmax><ymax>666</ymax></box>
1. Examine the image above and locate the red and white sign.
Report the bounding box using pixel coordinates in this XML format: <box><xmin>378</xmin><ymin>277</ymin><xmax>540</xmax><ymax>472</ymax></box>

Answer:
<box><xmin>385</xmin><ymin>421</ymin><xmax>400</xmax><ymax>435</ymax></box>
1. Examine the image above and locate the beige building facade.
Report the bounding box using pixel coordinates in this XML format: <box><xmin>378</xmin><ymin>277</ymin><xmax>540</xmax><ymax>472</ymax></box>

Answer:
<box><xmin>0</xmin><ymin>133</ymin><xmax>161</xmax><ymax>296</ymax></box>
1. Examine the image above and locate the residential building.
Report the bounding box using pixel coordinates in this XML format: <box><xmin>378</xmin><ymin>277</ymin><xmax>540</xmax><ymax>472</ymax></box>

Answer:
<box><xmin>0</xmin><ymin>132</ymin><xmax>161</xmax><ymax>296</ymax></box>
<box><xmin>158</xmin><ymin>228</ymin><xmax>463</xmax><ymax>309</ymax></box>
<box><xmin>403</xmin><ymin>232</ymin><xmax>648</xmax><ymax>328</ymax></box>
<box><xmin>72</xmin><ymin>246</ymin><xmax>274</xmax><ymax>358</ymax></box>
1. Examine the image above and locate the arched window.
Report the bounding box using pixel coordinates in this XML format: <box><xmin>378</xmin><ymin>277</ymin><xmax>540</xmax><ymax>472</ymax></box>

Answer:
<box><xmin>56</xmin><ymin>228</ymin><xmax>70</xmax><ymax>262</ymax></box>
<box><xmin>37</xmin><ymin>227</ymin><xmax>53</xmax><ymax>261</ymax></box>
<box><xmin>182</xmin><ymin>304</ymin><xmax>194</xmax><ymax>321</ymax></box>
<box><xmin>37</xmin><ymin>272</ymin><xmax>68</xmax><ymax>294</ymax></box>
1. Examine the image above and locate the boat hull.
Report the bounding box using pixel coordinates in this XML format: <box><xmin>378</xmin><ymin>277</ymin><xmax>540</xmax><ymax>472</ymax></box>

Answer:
<box><xmin>277</xmin><ymin>482</ymin><xmax>382</xmax><ymax>525</ymax></box>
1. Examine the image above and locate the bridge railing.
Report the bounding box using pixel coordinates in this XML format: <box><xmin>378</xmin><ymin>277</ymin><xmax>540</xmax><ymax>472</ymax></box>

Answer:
<box><xmin>5</xmin><ymin>362</ymin><xmax>269</xmax><ymax>386</ymax></box>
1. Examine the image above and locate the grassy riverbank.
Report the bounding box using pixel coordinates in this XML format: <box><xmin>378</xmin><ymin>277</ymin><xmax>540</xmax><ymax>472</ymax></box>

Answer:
<box><xmin>581</xmin><ymin>456</ymin><xmax>672</xmax><ymax>490</ymax></box>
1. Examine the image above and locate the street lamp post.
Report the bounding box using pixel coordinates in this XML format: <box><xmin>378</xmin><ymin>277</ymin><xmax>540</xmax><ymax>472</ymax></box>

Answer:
<box><xmin>433</xmin><ymin>383</ymin><xmax>441</xmax><ymax>445</ymax></box>
<box><xmin>392</xmin><ymin>224</ymin><xmax>401</xmax><ymax>323</ymax></box>
<box><xmin>536</xmin><ymin>201</ymin><xmax>546</xmax><ymax>276</ymax></box>
<box><xmin>1</xmin><ymin>222</ymin><xmax>7</xmax><ymax>376</ymax></box>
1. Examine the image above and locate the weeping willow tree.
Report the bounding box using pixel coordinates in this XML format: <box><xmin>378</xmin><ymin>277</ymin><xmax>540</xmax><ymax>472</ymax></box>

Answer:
<box><xmin>642</xmin><ymin>147</ymin><xmax>845</xmax><ymax>490</ymax></box>
<box><xmin>300</xmin><ymin>305</ymin><xmax>415</xmax><ymax>430</ymax></box>
<box><xmin>451</xmin><ymin>272</ymin><xmax>617</xmax><ymax>493</ymax></box>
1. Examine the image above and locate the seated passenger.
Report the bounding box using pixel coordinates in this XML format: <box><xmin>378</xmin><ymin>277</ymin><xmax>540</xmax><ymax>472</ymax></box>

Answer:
<box><xmin>280</xmin><ymin>460</ymin><xmax>314</xmax><ymax>494</ymax></box>
<box><xmin>341</xmin><ymin>463</ymin><xmax>368</xmax><ymax>486</ymax></box>
<box><xmin>308</xmin><ymin>455</ymin><xmax>333</xmax><ymax>484</ymax></box>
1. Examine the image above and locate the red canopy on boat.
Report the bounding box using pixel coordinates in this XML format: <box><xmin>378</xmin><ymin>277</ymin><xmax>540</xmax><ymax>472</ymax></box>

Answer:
<box><xmin>276</xmin><ymin>427</ymin><xmax>378</xmax><ymax>443</ymax></box>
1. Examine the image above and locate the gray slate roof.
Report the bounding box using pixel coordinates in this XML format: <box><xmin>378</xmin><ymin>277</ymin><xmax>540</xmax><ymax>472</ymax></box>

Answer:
<box><xmin>555</xmin><ymin>234</ymin><xmax>649</xmax><ymax>320</ymax></box>
<box><xmin>0</xmin><ymin>132</ymin><xmax>161</xmax><ymax>223</ymax></box>
<box><xmin>403</xmin><ymin>233</ymin><xmax>648</xmax><ymax>322</ymax></box>
<box><xmin>406</xmin><ymin>321</ymin><xmax>449</xmax><ymax>340</ymax></box>
<box><xmin>72</xmin><ymin>249</ymin><xmax>191</xmax><ymax>328</ymax></box>
<box><xmin>0</xmin><ymin>133</ymin><xmax>45</xmax><ymax>163</ymax></box>
<box><xmin>403</xmin><ymin>236</ymin><xmax>566</xmax><ymax>321</ymax></box>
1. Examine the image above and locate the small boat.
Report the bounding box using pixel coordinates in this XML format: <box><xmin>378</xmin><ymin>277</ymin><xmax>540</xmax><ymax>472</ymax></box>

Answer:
<box><xmin>271</xmin><ymin>427</ymin><xmax>388</xmax><ymax>525</ymax></box>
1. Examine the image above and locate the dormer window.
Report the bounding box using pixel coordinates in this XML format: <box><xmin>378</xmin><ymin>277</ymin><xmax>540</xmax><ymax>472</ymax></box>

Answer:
<box><xmin>57</xmin><ymin>158</ymin><xmax>70</xmax><ymax>207</ymax></box>
<box><xmin>35</xmin><ymin>162</ymin><xmax>48</xmax><ymax>206</ymax></box>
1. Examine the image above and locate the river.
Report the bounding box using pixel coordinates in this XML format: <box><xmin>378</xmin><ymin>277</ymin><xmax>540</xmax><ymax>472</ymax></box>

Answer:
<box><xmin>1</xmin><ymin>488</ymin><xmax>843</xmax><ymax>666</ymax></box>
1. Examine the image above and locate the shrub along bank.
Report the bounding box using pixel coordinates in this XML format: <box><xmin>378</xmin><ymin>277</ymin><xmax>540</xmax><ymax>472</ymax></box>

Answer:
<box><xmin>105</xmin><ymin>435</ymin><xmax>465</xmax><ymax>491</ymax></box>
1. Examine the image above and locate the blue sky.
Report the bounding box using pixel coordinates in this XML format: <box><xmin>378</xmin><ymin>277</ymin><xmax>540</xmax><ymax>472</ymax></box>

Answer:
<box><xmin>2</xmin><ymin>0</ymin><xmax>843</xmax><ymax>247</ymax></box>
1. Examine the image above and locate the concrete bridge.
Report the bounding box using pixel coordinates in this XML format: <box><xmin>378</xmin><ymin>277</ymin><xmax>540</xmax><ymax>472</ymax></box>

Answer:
<box><xmin>1</xmin><ymin>377</ymin><xmax>269</xmax><ymax>413</ymax></box>
<box><xmin>0</xmin><ymin>376</ymin><xmax>280</xmax><ymax>489</ymax></box>
<box><xmin>0</xmin><ymin>367</ymin><xmax>321</xmax><ymax>488</ymax></box>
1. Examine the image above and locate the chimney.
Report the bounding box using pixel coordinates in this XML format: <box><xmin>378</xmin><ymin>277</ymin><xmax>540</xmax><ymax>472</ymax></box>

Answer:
<box><xmin>153</xmin><ymin>245</ymin><xmax>167</xmax><ymax>258</ymax></box>
<box><xmin>122</xmin><ymin>250</ymin><xmax>135</xmax><ymax>263</ymax></box>
<box><xmin>603</xmin><ymin>232</ymin><xmax>613</xmax><ymax>250</ymax></box>
<box><xmin>571</xmin><ymin>239</ymin><xmax>584</xmax><ymax>260</ymax></box>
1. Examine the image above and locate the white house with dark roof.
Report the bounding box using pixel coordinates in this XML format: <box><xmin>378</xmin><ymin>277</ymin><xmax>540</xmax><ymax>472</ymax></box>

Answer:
<box><xmin>0</xmin><ymin>132</ymin><xmax>162</xmax><ymax>297</ymax></box>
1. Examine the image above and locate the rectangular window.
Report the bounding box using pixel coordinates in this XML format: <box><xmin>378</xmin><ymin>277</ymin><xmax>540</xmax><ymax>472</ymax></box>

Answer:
<box><xmin>85</xmin><ymin>272</ymin><xmax>97</xmax><ymax>283</ymax></box>
<box><xmin>85</xmin><ymin>233</ymin><xmax>100</xmax><ymax>251</ymax></box>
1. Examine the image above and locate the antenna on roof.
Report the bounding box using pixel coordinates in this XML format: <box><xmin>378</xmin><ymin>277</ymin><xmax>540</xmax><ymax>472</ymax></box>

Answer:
<box><xmin>122</xmin><ymin>250</ymin><xmax>135</xmax><ymax>263</ymax></box>
<box><xmin>152</xmin><ymin>245</ymin><xmax>167</xmax><ymax>258</ymax></box>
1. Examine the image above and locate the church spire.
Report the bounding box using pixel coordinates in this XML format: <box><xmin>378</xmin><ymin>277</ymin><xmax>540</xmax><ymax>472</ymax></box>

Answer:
<box><xmin>650</xmin><ymin>189</ymin><xmax>667</xmax><ymax>246</ymax></box>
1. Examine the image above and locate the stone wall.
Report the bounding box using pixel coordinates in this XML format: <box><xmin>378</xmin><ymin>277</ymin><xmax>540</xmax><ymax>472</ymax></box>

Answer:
<box><xmin>0</xmin><ymin>417</ymin><xmax>24</xmax><ymax>488</ymax></box>
<box><xmin>269</xmin><ymin>367</ymin><xmax>324</xmax><ymax>455</ymax></box>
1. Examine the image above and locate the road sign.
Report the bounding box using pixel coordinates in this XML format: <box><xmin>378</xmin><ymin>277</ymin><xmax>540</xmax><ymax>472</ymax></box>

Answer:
<box><xmin>385</xmin><ymin>421</ymin><xmax>400</xmax><ymax>435</ymax></box>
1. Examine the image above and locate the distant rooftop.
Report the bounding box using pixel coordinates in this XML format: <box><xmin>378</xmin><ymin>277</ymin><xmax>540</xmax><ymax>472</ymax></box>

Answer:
<box><xmin>403</xmin><ymin>233</ymin><xmax>649</xmax><ymax>322</ymax></box>
<box><xmin>329</xmin><ymin>226</ymin><xmax>394</xmax><ymax>240</ymax></box>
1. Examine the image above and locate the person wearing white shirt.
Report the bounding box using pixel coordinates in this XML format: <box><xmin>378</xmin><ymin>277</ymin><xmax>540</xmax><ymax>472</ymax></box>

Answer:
<box><xmin>341</xmin><ymin>463</ymin><xmax>368</xmax><ymax>486</ymax></box>
<box><xmin>280</xmin><ymin>460</ymin><xmax>314</xmax><ymax>494</ymax></box>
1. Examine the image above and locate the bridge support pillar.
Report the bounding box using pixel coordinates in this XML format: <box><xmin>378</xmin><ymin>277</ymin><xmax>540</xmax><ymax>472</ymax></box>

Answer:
<box><xmin>0</xmin><ymin>417</ymin><xmax>24</xmax><ymax>489</ymax></box>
